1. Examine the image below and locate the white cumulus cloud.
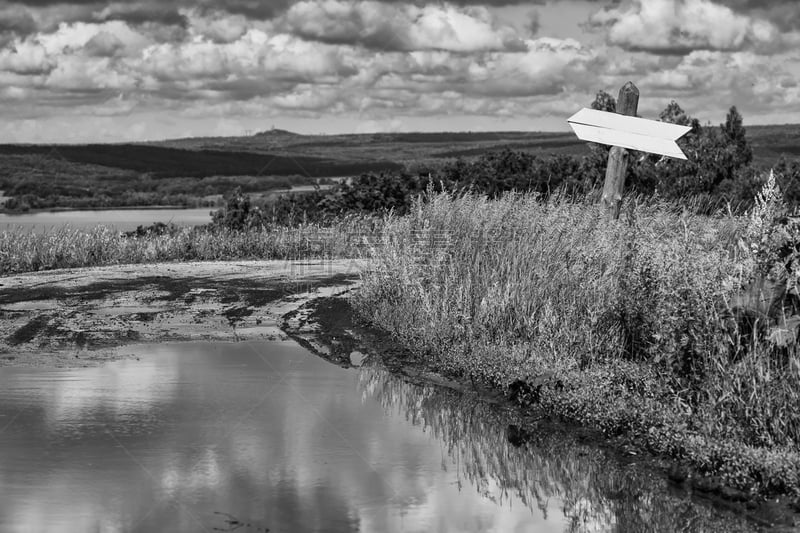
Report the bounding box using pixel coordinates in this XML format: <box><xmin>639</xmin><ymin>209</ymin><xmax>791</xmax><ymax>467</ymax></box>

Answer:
<box><xmin>589</xmin><ymin>0</ymin><xmax>785</xmax><ymax>54</ymax></box>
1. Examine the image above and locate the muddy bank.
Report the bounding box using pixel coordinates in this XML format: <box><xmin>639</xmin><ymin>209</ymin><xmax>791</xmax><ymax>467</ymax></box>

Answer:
<box><xmin>281</xmin><ymin>295</ymin><xmax>800</xmax><ymax>531</ymax></box>
<box><xmin>0</xmin><ymin>260</ymin><xmax>363</xmax><ymax>367</ymax></box>
<box><xmin>282</xmin><ymin>295</ymin><xmax>501</xmax><ymax>398</ymax></box>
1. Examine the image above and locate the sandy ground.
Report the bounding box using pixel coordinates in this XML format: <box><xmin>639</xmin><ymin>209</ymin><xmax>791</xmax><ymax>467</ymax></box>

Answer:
<box><xmin>0</xmin><ymin>259</ymin><xmax>365</xmax><ymax>367</ymax></box>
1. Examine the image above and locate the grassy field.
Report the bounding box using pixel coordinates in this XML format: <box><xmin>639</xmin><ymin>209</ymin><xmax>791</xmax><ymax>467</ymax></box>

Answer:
<box><xmin>0</xmin><ymin>216</ymin><xmax>379</xmax><ymax>275</ymax></box>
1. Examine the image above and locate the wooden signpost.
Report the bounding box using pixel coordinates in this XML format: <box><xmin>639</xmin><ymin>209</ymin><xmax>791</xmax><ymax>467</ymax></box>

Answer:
<box><xmin>567</xmin><ymin>82</ymin><xmax>692</xmax><ymax>220</ymax></box>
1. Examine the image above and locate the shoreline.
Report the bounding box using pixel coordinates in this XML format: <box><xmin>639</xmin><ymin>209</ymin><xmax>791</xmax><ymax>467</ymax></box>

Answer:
<box><xmin>0</xmin><ymin>185</ymin><xmax>333</xmax><ymax>216</ymax></box>
<box><xmin>0</xmin><ymin>205</ymin><xmax>217</xmax><ymax>215</ymax></box>
<box><xmin>280</xmin><ymin>294</ymin><xmax>800</xmax><ymax>529</ymax></box>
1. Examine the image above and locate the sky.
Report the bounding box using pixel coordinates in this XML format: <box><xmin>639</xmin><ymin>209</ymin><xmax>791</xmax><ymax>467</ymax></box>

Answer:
<box><xmin>1</xmin><ymin>0</ymin><xmax>799</xmax><ymax>143</ymax></box>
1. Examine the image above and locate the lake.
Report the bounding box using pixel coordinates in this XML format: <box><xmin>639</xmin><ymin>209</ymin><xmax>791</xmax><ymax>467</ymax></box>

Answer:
<box><xmin>0</xmin><ymin>340</ymin><xmax>765</xmax><ymax>532</ymax></box>
<box><xmin>0</xmin><ymin>182</ymin><xmax>344</xmax><ymax>234</ymax></box>
<box><xmin>0</xmin><ymin>208</ymin><xmax>214</xmax><ymax>233</ymax></box>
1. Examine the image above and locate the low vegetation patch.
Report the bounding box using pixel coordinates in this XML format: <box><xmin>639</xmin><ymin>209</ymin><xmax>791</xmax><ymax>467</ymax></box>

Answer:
<box><xmin>0</xmin><ymin>215</ymin><xmax>378</xmax><ymax>275</ymax></box>
<box><xmin>351</xmin><ymin>174</ymin><xmax>800</xmax><ymax>500</ymax></box>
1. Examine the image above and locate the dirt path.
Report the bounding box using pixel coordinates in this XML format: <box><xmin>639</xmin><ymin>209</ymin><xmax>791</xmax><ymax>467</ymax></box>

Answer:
<box><xmin>0</xmin><ymin>259</ymin><xmax>364</xmax><ymax>367</ymax></box>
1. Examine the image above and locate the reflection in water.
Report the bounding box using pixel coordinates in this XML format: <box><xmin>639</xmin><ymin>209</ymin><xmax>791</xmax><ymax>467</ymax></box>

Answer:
<box><xmin>0</xmin><ymin>341</ymin><xmax>762</xmax><ymax>532</ymax></box>
<box><xmin>0</xmin><ymin>341</ymin><xmax>562</xmax><ymax>533</ymax></box>
<box><xmin>358</xmin><ymin>366</ymin><xmax>763</xmax><ymax>533</ymax></box>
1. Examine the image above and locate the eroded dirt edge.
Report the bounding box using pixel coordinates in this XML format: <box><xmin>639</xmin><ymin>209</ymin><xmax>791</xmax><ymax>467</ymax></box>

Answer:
<box><xmin>0</xmin><ymin>260</ymin><xmax>363</xmax><ymax>367</ymax></box>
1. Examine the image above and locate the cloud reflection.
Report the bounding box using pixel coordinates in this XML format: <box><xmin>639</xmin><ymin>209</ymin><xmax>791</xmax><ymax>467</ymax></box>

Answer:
<box><xmin>0</xmin><ymin>340</ymin><xmax>762</xmax><ymax>533</ymax></box>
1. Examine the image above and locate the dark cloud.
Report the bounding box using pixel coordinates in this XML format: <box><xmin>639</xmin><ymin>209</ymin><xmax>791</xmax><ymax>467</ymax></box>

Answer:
<box><xmin>0</xmin><ymin>3</ymin><xmax>38</xmax><ymax>41</ymax></box>
<box><xmin>623</xmin><ymin>44</ymin><xmax>716</xmax><ymax>56</ymax></box>
<box><xmin>0</xmin><ymin>5</ymin><xmax>36</xmax><ymax>33</ymax></box>
<box><xmin>194</xmin><ymin>0</ymin><xmax>293</xmax><ymax>19</ymax></box>
<box><xmin>203</xmin><ymin>77</ymin><xmax>301</xmax><ymax>101</ymax></box>
<box><xmin>83</xmin><ymin>30</ymin><xmax>124</xmax><ymax>57</ymax></box>
<box><xmin>95</xmin><ymin>4</ymin><xmax>188</xmax><ymax>27</ymax></box>
<box><xmin>738</xmin><ymin>2</ymin><xmax>800</xmax><ymax>31</ymax></box>
<box><xmin>9</xmin><ymin>0</ymin><xmax>293</xmax><ymax>21</ymax></box>
<box><xmin>0</xmin><ymin>0</ymin><xmax>189</xmax><ymax>38</ymax></box>
<box><xmin>203</xmin><ymin>0</ymin><xmax>550</xmax><ymax>15</ymax></box>
<box><xmin>404</xmin><ymin>0</ymin><xmax>545</xmax><ymax>4</ymax></box>
<box><xmin>721</xmin><ymin>0</ymin><xmax>795</xmax><ymax>6</ymax></box>
<box><xmin>9</xmin><ymin>0</ymin><xmax>545</xmax><ymax>24</ymax></box>
<box><xmin>3</xmin><ymin>1</ymin><xmax>188</xmax><ymax>31</ymax></box>
<box><xmin>11</xmin><ymin>0</ymin><xmax>96</xmax><ymax>5</ymax></box>
<box><xmin>683</xmin><ymin>0</ymin><xmax>800</xmax><ymax>31</ymax></box>
<box><xmin>528</xmin><ymin>11</ymin><xmax>540</xmax><ymax>36</ymax></box>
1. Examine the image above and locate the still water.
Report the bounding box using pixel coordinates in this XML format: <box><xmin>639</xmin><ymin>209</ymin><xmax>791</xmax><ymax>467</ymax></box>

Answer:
<box><xmin>0</xmin><ymin>341</ymin><xmax>763</xmax><ymax>532</ymax></box>
<box><xmin>0</xmin><ymin>208</ymin><xmax>213</xmax><ymax>233</ymax></box>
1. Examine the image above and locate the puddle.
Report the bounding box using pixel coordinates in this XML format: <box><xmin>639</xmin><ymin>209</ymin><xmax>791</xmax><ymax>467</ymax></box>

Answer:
<box><xmin>0</xmin><ymin>340</ymin><xmax>777</xmax><ymax>532</ymax></box>
<box><xmin>92</xmin><ymin>306</ymin><xmax>171</xmax><ymax>316</ymax></box>
<box><xmin>0</xmin><ymin>300</ymin><xmax>62</xmax><ymax>312</ymax></box>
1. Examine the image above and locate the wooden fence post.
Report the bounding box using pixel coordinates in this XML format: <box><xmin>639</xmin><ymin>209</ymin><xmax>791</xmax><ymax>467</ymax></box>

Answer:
<box><xmin>601</xmin><ymin>82</ymin><xmax>640</xmax><ymax>220</ymax></box>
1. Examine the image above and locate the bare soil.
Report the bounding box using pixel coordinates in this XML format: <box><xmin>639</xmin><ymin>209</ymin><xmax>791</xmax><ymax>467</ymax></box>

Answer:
<box><xmin>0</xmin><ymin>260</ymin><xmax>363</xmax><ymax>367</ymax></box>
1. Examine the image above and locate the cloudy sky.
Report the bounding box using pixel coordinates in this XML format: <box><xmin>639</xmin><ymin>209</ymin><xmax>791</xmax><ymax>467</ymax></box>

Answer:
<box><xmin>1</xmin><ymin>0</ymin><xmax>799</xmax><ymax>143</ymax></box>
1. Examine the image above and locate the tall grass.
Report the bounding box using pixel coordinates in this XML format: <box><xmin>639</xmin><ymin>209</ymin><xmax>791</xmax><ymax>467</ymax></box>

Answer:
<box><xmin>0</xmin><ymin>215</ymin><xmax>381</xmax><ymax>275</ymax></box>
<box><xmin>353</xmin><ymin>186</ymin><xmax>800</xmax><ymax>496</ymax></box>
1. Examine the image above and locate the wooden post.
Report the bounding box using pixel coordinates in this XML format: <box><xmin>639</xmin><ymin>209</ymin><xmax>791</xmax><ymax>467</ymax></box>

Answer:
<box><xmin>601</xmin><ymin>82</ymin><xmax>639</xmax><ymax>220</ymax></box>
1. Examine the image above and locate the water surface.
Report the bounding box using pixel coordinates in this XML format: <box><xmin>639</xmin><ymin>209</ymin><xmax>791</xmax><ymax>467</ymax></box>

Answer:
<box><xmin>0</xmin><ymin>341</ymin><xmax>765</xmax><ymax>532</ymax></box>
<box><xmin>0</xmin><ymin>208</ymin><xmax>213</xmax><ymax>233</ymax></box>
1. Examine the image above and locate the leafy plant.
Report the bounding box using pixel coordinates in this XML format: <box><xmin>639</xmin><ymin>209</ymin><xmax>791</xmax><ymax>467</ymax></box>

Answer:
<box><xmin>728</xmin><ymin>171</ymin><xmax>800</xmax><ymax>354</ymax></box>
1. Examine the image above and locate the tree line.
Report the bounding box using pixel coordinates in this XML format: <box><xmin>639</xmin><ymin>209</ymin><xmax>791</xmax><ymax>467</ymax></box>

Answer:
<box><xmin>214</xmin><ymin>93</ymin><xmax>799</xmax><ymax>229</ymax></box>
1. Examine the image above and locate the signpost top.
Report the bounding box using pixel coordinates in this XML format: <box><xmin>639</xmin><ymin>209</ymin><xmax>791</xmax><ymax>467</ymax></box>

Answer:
<box><xmin>568</xmin><ymin>108</ymin><xmax>691</xmax><ymax>139</ymax></box>
<box><xmin>567</xmin><ymin>107</ymin><xmax>692</xmax><ymax>160</ymax></box>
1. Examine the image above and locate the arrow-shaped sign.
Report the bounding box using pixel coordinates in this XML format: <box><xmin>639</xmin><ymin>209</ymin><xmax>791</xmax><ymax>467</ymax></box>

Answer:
<box><xmin>568</xmin><ymin>108</ymin><xmax>692</xmax><ymax>160</ymax></box>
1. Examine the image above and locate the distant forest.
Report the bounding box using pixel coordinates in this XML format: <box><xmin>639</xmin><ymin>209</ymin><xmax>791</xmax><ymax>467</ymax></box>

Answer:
<box><xmin>0</xmin><ymin>144</ymin><xmax>401</xmax><ymax>211</ymax></box>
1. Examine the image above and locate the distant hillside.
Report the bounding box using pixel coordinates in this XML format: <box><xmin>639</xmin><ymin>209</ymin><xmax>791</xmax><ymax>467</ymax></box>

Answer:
<box><xmin>141</xmin><ymin>124</ymin><xmax>800</xmax><ymax>168</ymax></box>
<box><xmin>144</xmin><ymin>130</ymin><xmax>589</xmax><ymax>166</ymax></box>
<box><xmin>255</xmin><ymin>128</ymin><xmax>300</xmax><ymax>137</ymax></box>
<box><xmin>0</xmin><ymin>143</ymin><xmax>402</xmax><ymax>179</ymax></box>
<box><xmin>745</xmin><ymin>124</ymin><xmax>800</xmax><ymax>165</ymax></box>
<box><xmin>5</xmin><ymin>124</ymin><xmax>799</xmax><ymax>177</ymax></box>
